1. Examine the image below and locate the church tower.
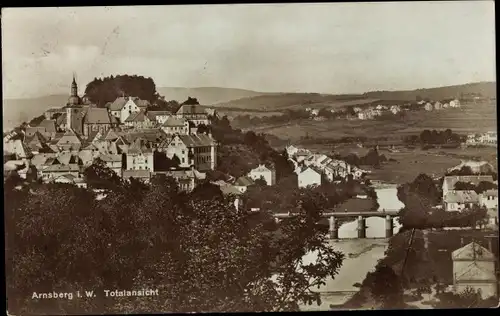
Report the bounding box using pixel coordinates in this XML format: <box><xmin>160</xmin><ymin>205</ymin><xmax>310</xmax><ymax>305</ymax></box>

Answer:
<box><xmin>67</xmin><ymin>73</ymin><xmax>82</xmax><ymax>107</ymax></box>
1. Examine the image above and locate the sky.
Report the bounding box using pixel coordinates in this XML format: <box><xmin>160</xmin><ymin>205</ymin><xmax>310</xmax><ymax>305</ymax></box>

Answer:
<box><xmin>1</xmin><ymin>2</ymin><xmax>496</xmax><ymax>99</ymax></box>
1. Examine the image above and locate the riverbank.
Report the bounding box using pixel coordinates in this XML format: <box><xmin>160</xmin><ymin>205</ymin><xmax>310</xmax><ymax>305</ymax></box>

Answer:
<box><xmin>299</xmin><ymin>239</ymin><xmax>389</xmax><ymax>311</ymax></box>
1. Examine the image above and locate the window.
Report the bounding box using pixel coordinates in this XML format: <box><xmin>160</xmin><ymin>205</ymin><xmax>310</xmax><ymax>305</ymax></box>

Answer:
<box><xmin>182</xmin><ymin>158</ymin><xmax>185</xmax><ymax>163</ymax></box>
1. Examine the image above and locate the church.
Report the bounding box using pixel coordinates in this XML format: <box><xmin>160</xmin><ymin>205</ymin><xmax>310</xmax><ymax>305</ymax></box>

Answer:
<box><xmin>59</xmin><ymin>75</ymin><xmax>119</xmax><ymax>139</ymax></box>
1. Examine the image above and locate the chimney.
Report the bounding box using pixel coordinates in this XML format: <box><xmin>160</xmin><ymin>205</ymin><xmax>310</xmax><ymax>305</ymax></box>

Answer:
<box><xmin>488</xmin><ymin>238</ymin><xmax>493</xmax><ymax>253</ymax></box>
<box><xmin>460</xmin><ymin>237</ymin><xmax>464</xmax><ymax>246</ymax></box>
<box><xmin>66</xmin><ymin>107</ymin><xmax>72</xmax><ymax>130</ymax></box>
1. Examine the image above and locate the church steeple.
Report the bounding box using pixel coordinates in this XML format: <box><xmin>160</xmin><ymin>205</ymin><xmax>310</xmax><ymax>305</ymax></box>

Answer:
<box><xmin>67</xmin><ymin>73</ymin><xmax>81</xmax><ymax>107</ymax></box>
<box><xmin>71</xmin><ymin>73</ymin><xmax>78</xmax><ymax>97</ymax></box>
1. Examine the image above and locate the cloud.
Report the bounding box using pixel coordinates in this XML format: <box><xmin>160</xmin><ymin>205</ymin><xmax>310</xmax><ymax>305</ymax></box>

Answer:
<box><xmin>1</xmin><ymin>2</ymin><xmax>496</xmax><ymax>98</ymax></box>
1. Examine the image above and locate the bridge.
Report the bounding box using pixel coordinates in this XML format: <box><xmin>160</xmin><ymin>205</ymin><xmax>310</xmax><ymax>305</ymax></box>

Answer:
<box><xmin>272</xmin><ymin>209</ymin><xmax>401</xmax><ymax>239</ymax></box>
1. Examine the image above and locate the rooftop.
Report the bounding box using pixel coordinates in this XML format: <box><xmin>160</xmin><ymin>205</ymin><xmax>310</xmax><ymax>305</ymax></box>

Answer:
<box><xmin>444</xmin><ymin>190</ymin><xmax>479</xmax><ymax>204</ymax></box>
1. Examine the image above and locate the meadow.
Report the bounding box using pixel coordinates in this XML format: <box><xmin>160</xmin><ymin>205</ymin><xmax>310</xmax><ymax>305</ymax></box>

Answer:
<box><xmin>247</xmin><ymin>102</ymin><xmax>496</xmax><ymax>142</ymax></box>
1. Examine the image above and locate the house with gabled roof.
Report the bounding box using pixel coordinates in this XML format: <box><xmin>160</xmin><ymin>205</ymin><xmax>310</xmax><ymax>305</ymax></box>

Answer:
<box><xmin>24</xmin><ymin>131</ymin><xmax>48</xmax><ymax>153</ymax></box>
<box><xmin>40</xmin><ymin>163</ymin><xmax>80</xmax><ymax>182</ymax></box>
<box><xmin>53</xmin><ymin>174</ymin><xmax>87</xmax><ymax>188</ymax></box>
<box><xmin>442</xmin><ymin>175</ymin><xmax>494</xmax><ymax>197</ymax></box>
<box><xmin>98</xmin><ymin>153</ymin><xmax>123</xmax><ymax>177</ymax></box>
<box><xmin>452</xmin><ymin>242</ymin><xmax>497</xmax><ymax>299</ymax></box>
<box><xmin>164</xmin><ymin>134</ymin><xmax>216</xmax><ymax>171</ymax></box>
<box><xmin>233</xmin><ymin>175</ymin><xmax>255</xmax><ymax>193</ymax></box>
<box><xmin>146</xmin><ymin>111</ymin><xmax>172</xmax><ymax>124</ymax></box>
<box><xmin>153</xmin><ymin>168</ymin><xmax>206</xmax><ymax>192</ymax></box>
<box><xmin>161</xmin><ymin>117</ymin><xmax>189</xmax><ymax>135</ymax></box>
<box><xmin>175</xmin><ymin>100</ymin><xmax>210</xmax><ymax>126</ymax></box>
<box><xmin>122</xmin><ymin>169</ymin><xmax>151</xmax><ymax>183</ymax></box>
<box><xmin>107</xmin><ymin>96</ymin><xmax>150</xmax><ymax>123</ymax></box>
<box><xmin>82</xmin><ymin>107</ymin><xmax>118</xmax><ymax>137</ymax></box>
<box><xmin>124</xmin><ymin>138</ymin><xmax>154</xmax><ymax>172</ymax></box>
<box><xmin>56</xmin><ymin>128</ymin><xmax>82</xmax><ymax>151</ymax></box>
<box><xmin>248</xmin><ymin>164</ymin><xmax>276</xmax><ymax>186</ymax></box>
<box><xmin>444</xmin><ymin>190</ymin><xmax>480</xmax><ymax>212</ymax></box>
<box><xmin>297</xmin><ymin>165</ymin><xmax>322</xmax><ymax>188</ymax></box>
<box><xmin>124</xmin><ymin>110</ymin><xmax>154</xmax><ymax>129</ymax></box>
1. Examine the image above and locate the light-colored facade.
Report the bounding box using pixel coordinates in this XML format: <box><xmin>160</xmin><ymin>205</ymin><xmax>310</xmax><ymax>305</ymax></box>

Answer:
<box><xmin>452</xmin><ymin>242</ymin><xmax>497</xmax><ymax>300</ymax></box>
<box><xmin>444</xmin><ymin>190</ymin><xmax>480</xmax><ymax>212</ymax></box>
<box><xmin>248</xmin><ymin>164</ymin><xmax>276</xmax><ymax>186</ymax></box>
<box><xmin>297</xmin><ymin>166</ymin><xmax>322</xmax><ymax>188</ymax></box>
<box><xmin>479</xmin><ymin>190</ymin><xmax>498</xmax><ymax>210</ymax></box>
<box><xmin>162</xmin><ymin>134</ymin><xmax>216</xmax><ymax>171</ymax></box>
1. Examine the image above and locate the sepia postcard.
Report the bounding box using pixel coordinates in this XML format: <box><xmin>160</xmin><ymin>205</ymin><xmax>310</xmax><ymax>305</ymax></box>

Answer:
<box><xmin>2</xmin><ymin>2</ymin><xmax>498</xmax><ymax>314</ymax></box>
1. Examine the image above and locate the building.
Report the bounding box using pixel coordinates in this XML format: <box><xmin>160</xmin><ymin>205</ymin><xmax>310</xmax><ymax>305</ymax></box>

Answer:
<box><xmin>124</xmin><ymin>138</ymin><xmax>154</xmax><ymax>171</ymax></box>
<box><xmin>297</xmin><ymin>166</ymin><xmax>322</xmax><ymax>188</ymax></box>
<box><xmin>56</xmin><ymin>129</ymin><xmax>82</xmax><ymax>152</ymax></box>
<box><xmin>98</xmin><ymin>153</ymin><xmax>123</xmax><ymax>177</ymax></box>
<box><xmin>153</xmin><ymin>168</ymin><xmax>206</xmax><ymax>192</ymax></box>
<box><xmin>107</xmin><ymin>96</ymin><xmax>150</xmax><ymax>123</ymax></box>
<box><xmin>390</xmin><ymin>105</ymin><xmax>401</xmax><ymax>114</ymax></box>
<box><xmin>442</xmin><ymin>175</ymin><xmax>494</xmax><ymax>197</ymax></box>
<box><xmin>479</xmin><ymin>190</ymin><xmax>498</xmax><ymax>210</ymax></box>
<box><xmin>449</xmin><ymin>99</ymin><xmax>461</xmax><ymax>108</ymax></box>
<box><xmin>161</xmin><ymin>117</ymin><xmax>189</xmax><ymax>135</ymax></box>
<box><xmin>123</xmin><ymin>110</ymin><xmax>154</xmax><ymax>129</ymax></box>
<box><xmin>146</xmin><ymin>111</ymin><xmax>172</xmax><ymax>125</ymax></box>
<box><xmin>82</xmin><ymin>107</ymin><xmax>118</xmax><ymax>137</ymax></box>
<box><xmin>248</xmin><ymin>164</ymin><xmax>276</xmax><ymax>186</ymax></box>
<box><xmin>424</xmin><ymin>102</ymin><xmax>433</xmax><ymax>111</ymax></box>
<box><xmin>233</xmin><ymin>176</ymin><xmax>254</xmax><ymax>193</ymax></box>
<box><xmin>162</xmin><ymin>134</ymin><xmax>216</xmax><ymax>171</ymax></box>
<box><xmin>175</xmin><ymin>102</ymin><xmax>210</xmax><ymax>126</ymax></box>
<box><xmin>443</xmin><ymin>190</ymin><xmax>480</xmax><ymax>212</ymax></box>
<box><xmin>480</xmin><ymin>131</ymin><xmax>497</xmax><ymax>144</ymax></box>
<box><xmin>40</xmin><ymin>163</ymin><xmax>80</xmax><ymax>182</ymax></box>
<box><xmin>122</xmin><ymin>169</ymin><xmax>151</xmax><ymax>183</ymax></box>
<box><xmin>452</xmin><ymin>242</ymin><xmax>497</xmax><ymax>299</ymax></box>
<box><xmin>434</xmin><ymin>101</ymin><xmax>443</xmax><ymax>110</ymax></box>
<box><xmin>53</xmin><ymin>174</ymin><xmax>87</xmax><ymax>188</ymax></box>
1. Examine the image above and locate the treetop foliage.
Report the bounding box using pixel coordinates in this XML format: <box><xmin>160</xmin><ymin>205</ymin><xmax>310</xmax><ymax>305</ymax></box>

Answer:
<box><xmin>6</xmin><ymin>163</ymin><xmax>345</xmax><ymax>314</ymax></box>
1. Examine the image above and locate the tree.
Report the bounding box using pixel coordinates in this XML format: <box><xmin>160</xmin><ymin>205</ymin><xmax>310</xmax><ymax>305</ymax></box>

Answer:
<box><xmin>83</xmin><ymin>158</ymin><xmax>124</xmax><ymax>191</ymax></box>
<box><xmin>197</xmin><ymin>124</ymin><xmax>211</xmax><ymax>135</ymax></box>
<box><xmin>454</xmin><ymin>181</ymin><xmax>477</xmax><ymax>191</ymax></box>
<box><xmin>28</xmin><ymin>115</ymin><xmax>46</xmax><ymax>127</ymax></box>
<box><xmin>7</xmin><ymin>176</ymin><xmax>345</xmax><ymax>314</ymax></box>
<box><xmin>368</xmin><ymin>265</ymin><xmax>404</xmax><ymax>308</ymax></box>
<box><xmin>153</xmin><ymin>150</ymin><xmax>180</xmax><ymax>171</ymax></box>
<box><xmin>84</xmin><ymin>74</ymin><xmax>163</xmax><ymax>107</ymax></box>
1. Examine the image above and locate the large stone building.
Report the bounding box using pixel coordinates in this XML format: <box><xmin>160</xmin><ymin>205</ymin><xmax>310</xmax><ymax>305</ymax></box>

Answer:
<box><xmin>161</xmin><ymin>134</ymin><xmax>216</xmax><ymax>171</ymax></box>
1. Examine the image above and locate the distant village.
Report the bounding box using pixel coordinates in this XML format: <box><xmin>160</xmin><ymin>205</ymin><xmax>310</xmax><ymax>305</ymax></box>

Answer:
<box><xmin>304</xmin><ymin>98</ymin><xmax>464</xmax><ymax>121</ymax></box>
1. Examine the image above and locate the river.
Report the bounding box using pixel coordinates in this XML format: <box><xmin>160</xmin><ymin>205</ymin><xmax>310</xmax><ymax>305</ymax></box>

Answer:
<box><xmin>298</xmin><ymin>182</ymin><xmax>405</xmax><ymax>311</ymax></box>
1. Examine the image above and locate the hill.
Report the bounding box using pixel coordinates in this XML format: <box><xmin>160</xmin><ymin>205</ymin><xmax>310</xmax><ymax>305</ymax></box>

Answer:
<box><xmin>2</xmin><ymin>94</ymin><xmax>68</xmax><ymax>131</ymax></box>
<box><xmin>214</xmin><ymin>82</ymin><xmax>496</xmax><ymax>112</ymax></box>
<box><xmin>156</xmin><ymin>87</ymin><xmax>268</xmax><ymax>105</ymax></box>
<box><xmin>362</xmin><ymin>81</ymin><xmax>496</xmax><ymax>101</ymax></box>
<box><xmin>213</xmin><ymin>93</ymin><xmax>375</xmax><ymax>111</ymax></box>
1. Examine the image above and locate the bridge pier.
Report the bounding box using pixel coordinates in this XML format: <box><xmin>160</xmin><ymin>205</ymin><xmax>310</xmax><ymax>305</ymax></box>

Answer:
<box><xmin>385</xmin><ymin>215</ymin><xmax>393</xmax><ymax>238</ymax></box>
<box><xmin>357</xmin><ymin>216</ymin><xmax>366</xmax><ymax>239</ymax></box>
<box><xmin>328</xmin><ymin>216</ymin><xmax>338</xmax><ymax>240</ymax></box>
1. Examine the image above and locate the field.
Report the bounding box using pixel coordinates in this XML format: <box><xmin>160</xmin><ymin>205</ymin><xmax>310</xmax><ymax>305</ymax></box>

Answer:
<box><xmin>249</xmin><ymin>103</ymin><xmax>496</xmax><ymax>142</ymax></box>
